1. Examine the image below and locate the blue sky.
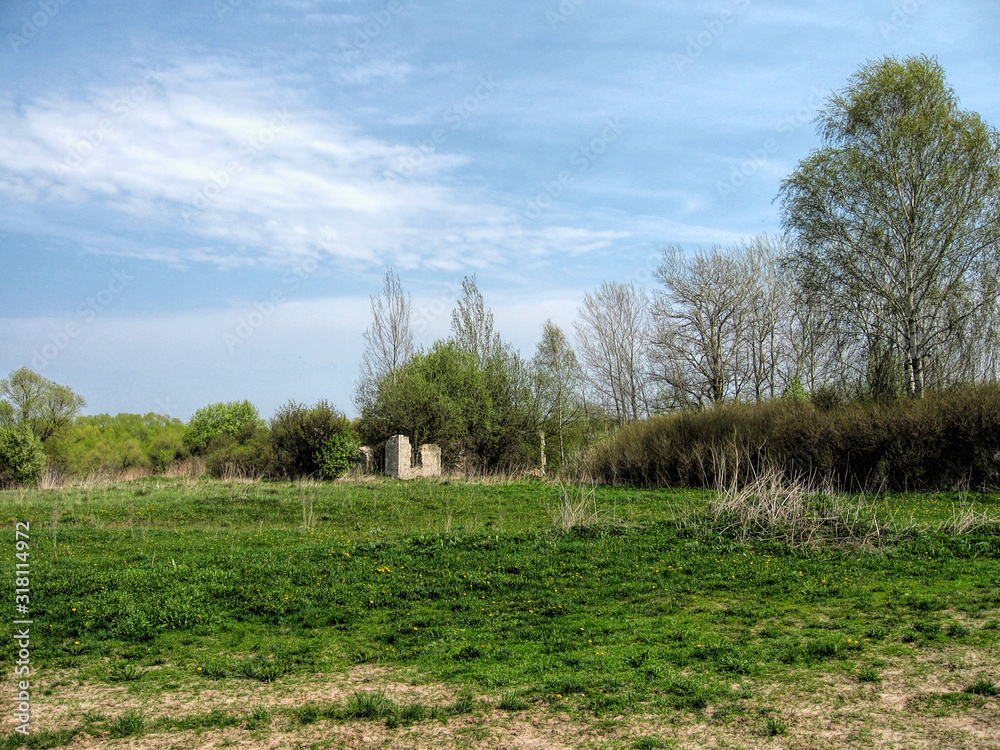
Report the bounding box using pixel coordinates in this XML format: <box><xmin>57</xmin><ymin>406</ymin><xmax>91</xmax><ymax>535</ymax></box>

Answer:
<box><xmin>1</xmin><ymin>0</ymin><xmax>997</xmax><ymax>420</ymax></box>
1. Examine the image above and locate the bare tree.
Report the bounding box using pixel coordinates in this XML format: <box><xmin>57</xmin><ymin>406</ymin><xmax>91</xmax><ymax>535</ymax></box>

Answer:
<box><xmin>652</xmin><ymin>245</ymin><xmax>753</xmax><ymax>407</ymax></box>
<box><xmin>740</xmin><ymin>237</ymin><xmax>796</xmax><ymax>401</ymax></box>
<box><xmin>574</xmin><ymin>282</ymin><xmax>652</xmax><ymax>425</ymax></box>
<box><xmin>355</xmin><ymin>268</ymin><xmax>414</xmax><ymax>412</ymax></box>
<box><xmin>783</xmin><ymin>274</ymin><xmax>843</xmax><ymax>395</ymax></box>
<box><xmin>451</xmin><ymin>275</ymin><xmax>502</xmax><ymax>368</ymax></box>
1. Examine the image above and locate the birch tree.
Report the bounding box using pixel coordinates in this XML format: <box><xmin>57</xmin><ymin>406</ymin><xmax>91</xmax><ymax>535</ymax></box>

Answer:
<box><xmin>779</xmin><ymin>56</ymin><xmax>1000</xmax><ymax>396</ymax></box>
<box><xmin>575</xmin><ymin>282</ymin><xmax>652</xmax><ymax>424</ymax></box>
<box><xmin>356</xmin><ymin>268</ymin><xmax>414</xmax><ymax>411</ymax></box>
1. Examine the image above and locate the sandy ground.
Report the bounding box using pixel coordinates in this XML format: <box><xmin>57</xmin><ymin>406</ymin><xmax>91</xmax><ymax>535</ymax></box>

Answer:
<box><xmin>11</xmin><ymin>650</ymin><xmax>1000</xmax><ymax>750</ymax></box>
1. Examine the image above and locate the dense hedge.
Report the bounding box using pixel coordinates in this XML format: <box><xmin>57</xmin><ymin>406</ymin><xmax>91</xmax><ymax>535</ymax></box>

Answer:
<box><xmin>588</xmin><ymin>384</ymin><xmax>1000</xmax><ymax>491</ymax></box>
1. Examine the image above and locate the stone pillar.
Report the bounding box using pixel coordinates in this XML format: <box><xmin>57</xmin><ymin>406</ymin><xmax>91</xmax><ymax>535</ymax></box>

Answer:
<box><xmin>385</xmin><ymin>435</ymin><xmax>411</xmax><ymax>479</ymax></box>
<box><xmin>418</xmin><ymin>444</ymin><xmax>442</xmax><ymax>478</ymax></box>
<box><xmin>359</xmin><ymin>446</ymin><xmax>373</xmax><ymax>473</ymax></box>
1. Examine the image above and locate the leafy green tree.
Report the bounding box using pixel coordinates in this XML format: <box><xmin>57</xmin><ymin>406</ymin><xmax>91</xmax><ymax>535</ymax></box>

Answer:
<box><xmin>0</xmin><ymin>426</ymin><xmax>46</xmax><ymax>486</ymax></box>
<box><xmin>0</xmin><ymin>368</ymin><xmax>85</xmax><ymax>442</ymax></box>
<box><xmin>780</xmin><ymin>56</ymin><xmax>1000</xmax><ymax>396</ymax></box>
<box><xmin>48</xmin><ymin>413</ymin><xmax>187</xmax><ymax>476</ymax></box>
<box><xmin>360</xmin><ymin>341</ymin><xmax>537</xmax><ymax>471</ymax></box>
<box><xmin>183</xmin><ymin>401</ymin><xmax>263</xmax><ymax>454</ymax></box>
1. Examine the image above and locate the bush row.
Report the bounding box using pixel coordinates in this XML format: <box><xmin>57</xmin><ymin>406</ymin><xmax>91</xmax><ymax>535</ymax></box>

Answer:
<box><xmin>194</xmin><ymin>400</ymin><xmax>361</xmax><ymax>481</ymax></box>
<box><xmin>588</xmin><ymin>384</ymin><xmax>1000</xmax><ymax>491</ymax></box>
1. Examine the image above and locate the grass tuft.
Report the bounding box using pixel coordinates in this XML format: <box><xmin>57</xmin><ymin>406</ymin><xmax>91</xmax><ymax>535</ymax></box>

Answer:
<box><xmin>108</xmin><ymin>709</ymin><xmax>145</xmax><ymax>739</ymax></box>
<box><xmin>858</xmin><ymin>665</ymin><xmax>881</xmax><ymax>683</ymax></box>
<box><xmin>496</xmin><ymin>690</ymin><xmax>529</xmax><ymax>711</ymax></box>
<box><xmin>245</xmin><ymin>704</ymin><xmax>271</xmax><ymax>730</ymax></box>
<box><xmin>552</xmin><ymin>482</ymin><xmax>601</xmax><ymax>532</ymax></box>
<box><xmin>343</xmin><ymin>691</ymin><xmax>395</xmax><ymax>720</ymax></box>
<box><xmin>706</xmin><ymin>463</ymin><xmax>888</xmax><ymax>548</ymax></box>
<box><xmin>964</xmin><ymin>677</ymin><xmax>998</xmax><ymax>696</ymax></box>
<box><xmin>763</xmin><ymin>715</ymin><xmax>789</xmax><ymax>736</ymax></box>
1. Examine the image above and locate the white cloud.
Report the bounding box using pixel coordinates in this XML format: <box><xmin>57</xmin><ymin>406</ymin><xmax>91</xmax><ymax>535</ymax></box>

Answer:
<box><xmin>0</xmin><ymin>59</ymin><xmax>633</xmax><ymax>273</ymax></box>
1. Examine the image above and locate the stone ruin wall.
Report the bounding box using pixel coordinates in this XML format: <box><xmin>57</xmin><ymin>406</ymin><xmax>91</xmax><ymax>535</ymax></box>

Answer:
<box><xmin>383</xmin><ymin>434</ymin><xmax>442</xmax><ymax>479</ymax></box>
<box><xmin>374</xmin><ymin>431</ymin><xmax>546</xmax><ymax>479</ymax></box>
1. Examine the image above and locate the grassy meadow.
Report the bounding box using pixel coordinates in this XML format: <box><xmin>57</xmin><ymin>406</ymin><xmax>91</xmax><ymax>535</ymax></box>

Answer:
<box><xmin>2</xmin><ymin>476</ymin><xmax>999</xmax><ymax>749</ymax></box>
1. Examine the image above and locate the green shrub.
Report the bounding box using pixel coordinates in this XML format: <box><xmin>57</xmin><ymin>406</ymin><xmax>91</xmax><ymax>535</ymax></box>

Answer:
<box><xmin>358</xmin><ymin>340</ymin><xmax>539</xmax><ymax>472</ymax></box>
<box><xmin>45</xmin><ymin>413</ymin><xmax>187</xmax><ymax>477</ymax></box>
<box><xmin>183</xmin><ymin>401</ymin><xmax>263</xmax><ymax>455</ymax></box>
<box><xmin>0</xmin><ymin>426</ymin><xmax>46</xmax><ymax>486</ymax></box>
<box><xmin>205</xmin><ymin>424</ymin><xmax>274</xmax><ymax>479</ymax></box>
<box><xmin>269</xmin><ymin>400</ymin><xmax>352</xmax><ymax>478</ymax></box>
<box><xmin>316</xmin><ymin>430</ymin><xmax>361</xmax><ymax>480</ymax></box>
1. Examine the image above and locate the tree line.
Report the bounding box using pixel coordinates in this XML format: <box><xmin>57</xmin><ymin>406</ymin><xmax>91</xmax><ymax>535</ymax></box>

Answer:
<box><xmin>356</xmin><ymin>56</ymin><xmax>1000</xmax><ymax>470</ymax></box>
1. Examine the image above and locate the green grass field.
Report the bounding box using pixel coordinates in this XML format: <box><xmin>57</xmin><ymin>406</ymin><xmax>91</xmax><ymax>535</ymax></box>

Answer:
<box><xmin>2</xmin><ymin>476</ymin><xmax>999</xmax><ymax>749</ymax></box>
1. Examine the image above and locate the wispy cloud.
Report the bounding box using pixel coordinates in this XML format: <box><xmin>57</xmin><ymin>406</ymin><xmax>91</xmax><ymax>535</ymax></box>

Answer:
<box><xmin>0</xmin><ymin>58</ymin><xmax>633</xmax><ymax>272</ymax></box>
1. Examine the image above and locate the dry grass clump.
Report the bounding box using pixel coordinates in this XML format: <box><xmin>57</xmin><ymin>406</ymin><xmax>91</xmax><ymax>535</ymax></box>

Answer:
<box><xmin>707</xmin><ymin>463</ymin><xmax>890</xmax><ymax>548</ymax></box>
<box><xmin>937</xmin><ymin>499</ymin><xmax>1000</xmax><ymax>534</ymax></box>
<box><xmin>551</xmin><ymin>482</ymin><xmax>601</xmax><ymax>531</ymax></box>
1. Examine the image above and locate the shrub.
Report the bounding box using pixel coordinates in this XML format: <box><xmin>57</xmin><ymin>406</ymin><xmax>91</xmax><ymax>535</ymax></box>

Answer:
<box><xmin>44</xmin><ymin>413</ymin><xmax>187</xmax><ymax>478</ymax></box>
<box><xmin>316</xmin><ymin>430</ymin><xmax>361</xmax><ymax>480</ymax></box>
<box><xmin>0</xmin><ymin>426</ymin><xmax>46</xmax><ymax>487</ymax></box>
<box><xmin>358</xmin><ymin>341</ymin><xmax>539</xmax><ymax>472</ymax></box>
<box><xmin>588</xmin><ymin>384</ymin><xmax>1000</xmax><ymax>492</ymax></box>
<box><xmin>183</xmin><ymin>401</ymin><xmax>262</xmax><ymax>455</ymax></box>
<box><xmin>269</xmin><ymin>400</ymin><xmax>353</xmax><ymax>478</ymax></box>
<box><xmin>205</xmin><ymin>423</ymin><xmax>274</xmax><ymax>480</ymax></box>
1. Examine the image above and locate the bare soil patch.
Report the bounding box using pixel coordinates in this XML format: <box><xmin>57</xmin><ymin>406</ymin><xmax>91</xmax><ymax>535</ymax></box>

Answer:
<box><xmin>16</xmin><ymin>647</ymin><xmax>1000</xmax><ymax>750</ymax></box>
